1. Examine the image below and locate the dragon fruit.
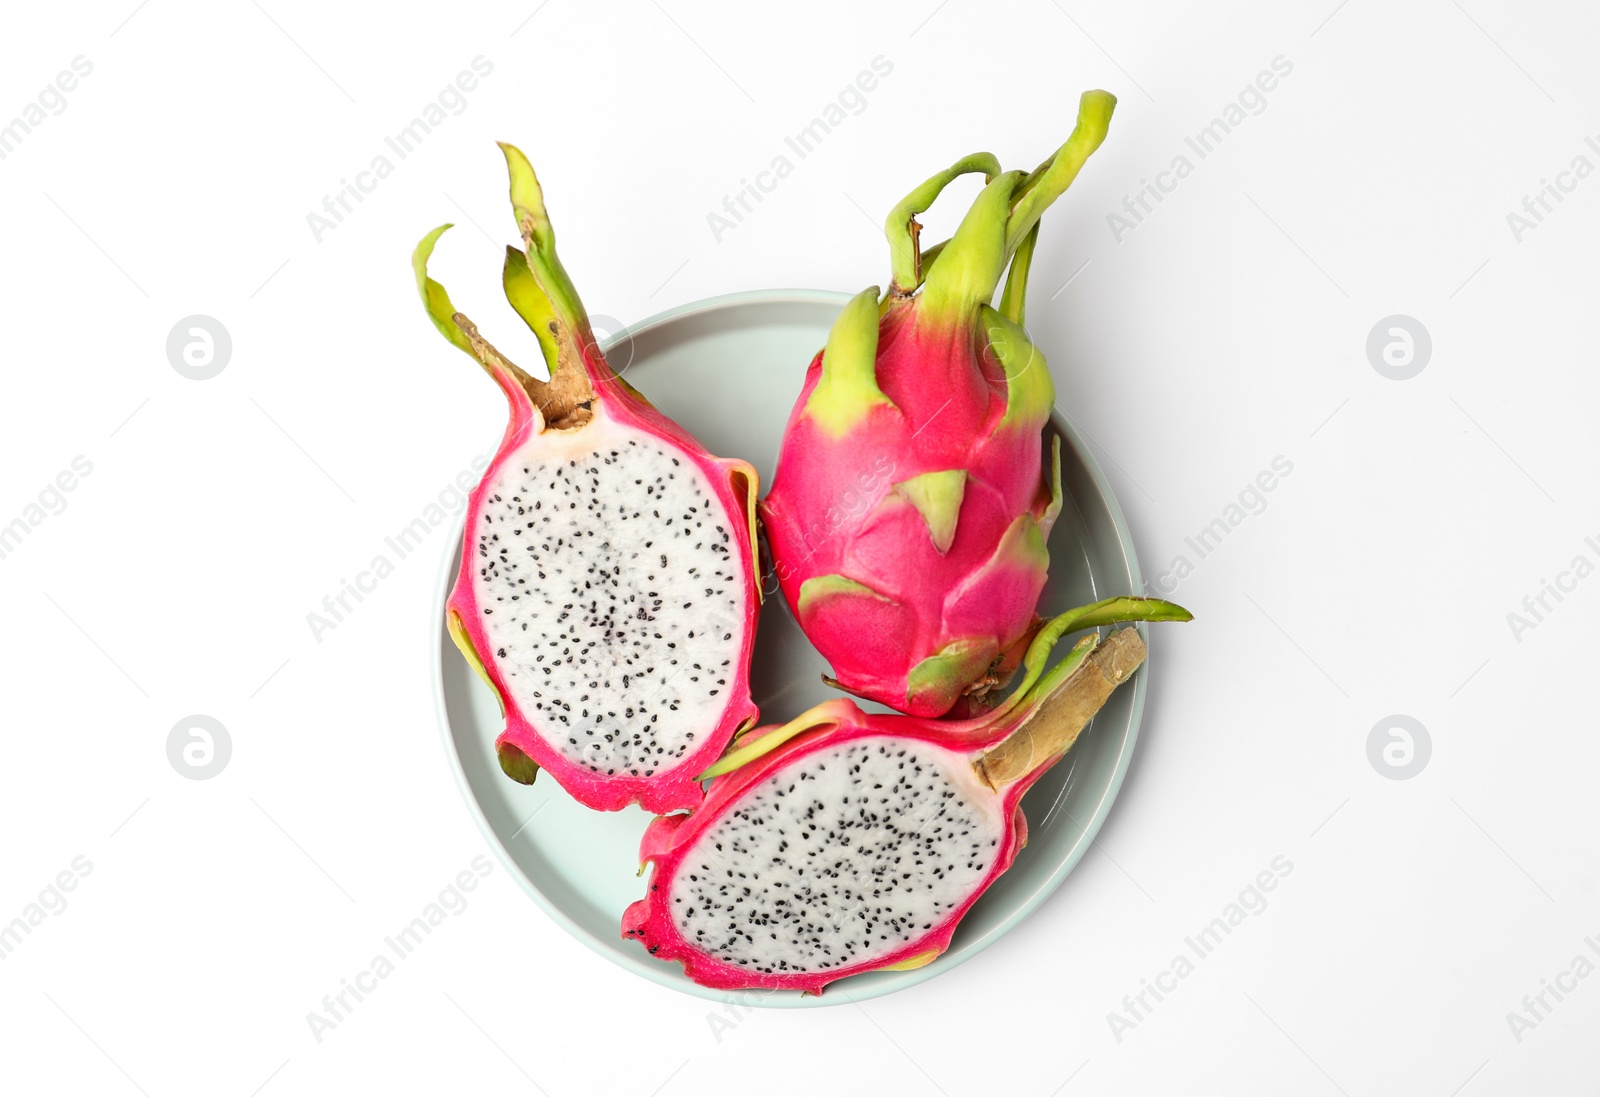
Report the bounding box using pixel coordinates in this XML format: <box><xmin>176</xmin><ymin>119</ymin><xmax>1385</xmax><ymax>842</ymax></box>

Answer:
<box><xmin>623</xmin><ymin>595</ymin><xmax>1188</xmax><ymax>993</ymax></box>
<box><xmin>416</xmin><ymin>143</ymin><xmax>761</xmax><ymax>814</ymax></box>
<box><xmin>761</xmin><ymin>91</ymin><xmax>1117</xmax><ymax>718</ymax></box>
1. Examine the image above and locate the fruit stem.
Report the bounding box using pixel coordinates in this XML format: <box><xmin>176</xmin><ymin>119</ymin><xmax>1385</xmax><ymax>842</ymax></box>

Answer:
<box><xmin>1009</xmin><ymin>597</ymin><xmax>1188</xmax><ymax>705</ymax></box>
<box><xmin>885</xmin><ymin>152</ymin><xmax>1001</xmax><ymax>297</ymax></box>
<box><xmin>975</xmin><ymin>626</ymin><xmax>1144</xmax><ymax>789</ymax></box>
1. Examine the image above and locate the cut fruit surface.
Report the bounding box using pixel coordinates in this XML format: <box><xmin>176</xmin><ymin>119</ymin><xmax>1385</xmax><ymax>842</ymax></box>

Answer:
<box><xmin>624</xmin><ymin>595</ymin><xmax>1191</xmax><ymax>993</ymax></box>
<box><xmin>417</xmin><ymin>145</ymin><xmax>761</xmax><ymax>813</ymax></box>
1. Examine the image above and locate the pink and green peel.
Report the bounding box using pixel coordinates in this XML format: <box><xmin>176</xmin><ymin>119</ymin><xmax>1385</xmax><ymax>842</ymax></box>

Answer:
<box><xmin>416</xmin><ymin>145</ymin><xmax>762</xmax><ymax>814</ymax></box>
<box><xmin>621</xmin><ymin>594</ymin><xmax>1189</xmax><ymax>993</ymax></box>
<box><xmin>762</xmin><ymin>91</ymin><xmax>1119</xmax><ymax>717</ymax></box>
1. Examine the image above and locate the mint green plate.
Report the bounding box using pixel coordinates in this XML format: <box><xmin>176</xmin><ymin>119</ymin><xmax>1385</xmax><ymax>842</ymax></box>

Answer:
<box><xmin>432</xmin><ymin>290</ymin><xmax>1149</xmax><ymax>1007</ymax></box>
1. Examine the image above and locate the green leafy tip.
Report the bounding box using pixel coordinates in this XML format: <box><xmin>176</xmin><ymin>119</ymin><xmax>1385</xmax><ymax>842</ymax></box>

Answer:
<box><xmin>698</xmin><ymin>709</ymin><xmax>840</xmax><ymax>781</ymax></box>
<box><xmin>886</xmin><ymin>152</ymin><xmax>1001</xmax><ymax>295</ymax></box>
<box><xmin>1004</xmin><ymin>90</ymin><xmax>1116</xmax><ymax>255</ymax></box>
<box><xmin>501</xmin><ymin>245</ymin><xmax>560</xmax><ymax>375</ymax></box>
<box><xmin>916</xmin><ymin>90</ymin><xmax>1116</xmax><ymax>322</ymax></box>
<box><xmin>996</xmin><ymin>595</ymin><xmax>1191</xmax><ymax>721</ymax></box>
<box><xmin>498</xmin><ymin>141</ymin><xmax>592</xmax><ymax>341</ymax></box>
<box><xmin>413</xmin><ymin>224</ymin><xmax>475</xmax><ymax>357</ymax></box>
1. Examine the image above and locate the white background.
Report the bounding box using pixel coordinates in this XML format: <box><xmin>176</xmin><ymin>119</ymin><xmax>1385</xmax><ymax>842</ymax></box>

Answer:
<box><xmin>2</xmin><ymin>0</ymin><xmax>1596</xmax><ymax>1093</ymax></box>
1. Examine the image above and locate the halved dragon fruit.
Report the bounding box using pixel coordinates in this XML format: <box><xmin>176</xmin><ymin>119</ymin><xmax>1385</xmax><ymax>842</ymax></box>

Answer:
<box><xmin>762</xmin><ymin>91</ymin><xmax>1118</xmax><ymax>717</ymax></box>
<box><xmin>416</xmin><ymin>144</ymin><xmax>761</xmax><ymax>814</ymax></box>
<box><xmin>622</xmin><ymin>595</ymin><xmax>1188</xmax><ymax>993</ymax></box>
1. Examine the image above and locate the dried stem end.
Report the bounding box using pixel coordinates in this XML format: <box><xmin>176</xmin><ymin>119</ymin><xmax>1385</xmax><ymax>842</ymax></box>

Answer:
<box><xmin>452</xmin><ymin>312</ymin><xmax>595</xmax><ymax>432</ymax></box>
<box><xmin>975</xmin><ymin>627</ymin><xmax>1146</xmax><ymax>790</ymax></box>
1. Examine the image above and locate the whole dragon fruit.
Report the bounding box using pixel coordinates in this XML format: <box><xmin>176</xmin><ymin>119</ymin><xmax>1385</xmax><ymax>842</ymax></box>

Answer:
<box><xmin>761</xmin><ymin>91</ymin><xmax>1117</xmax><ymax>718</ymax></box>
<box><xmin>416</xmin><ymin>144</ymin><xmax>761</xmax><ymax>814</ymax></box>
<box><xmin>623</xmin><ymin>595</ymin><xmax>1188</xmax><ymax>993</ymax></box>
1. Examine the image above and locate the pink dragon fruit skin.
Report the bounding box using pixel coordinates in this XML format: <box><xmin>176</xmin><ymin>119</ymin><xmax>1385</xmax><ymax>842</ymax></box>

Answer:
<box><xmin>416</xmin><ymin>144</ymin><xmax>761</xmax><ymax>814</ymax></box>
<box><xmin>622</xmin><ymin>596</ymin><xmax>1188</xmax><ymax>994</ymax></box>
<box><xmin>762</xmin><ymin>91</ymin><xmax>1117</xmax><ymax>718</ymax></box>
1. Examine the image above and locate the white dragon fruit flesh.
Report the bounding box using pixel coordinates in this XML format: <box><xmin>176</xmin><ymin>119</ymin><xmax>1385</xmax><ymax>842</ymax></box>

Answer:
<box><xmin>624</xmin><ymin>596</ymin><xmax>1189</xmax><ymax>992</ymax></box>
<box><xmin>416</xmin><ymin>144</ymin><xmax>762</xmax><ymax>814</ymax></box>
